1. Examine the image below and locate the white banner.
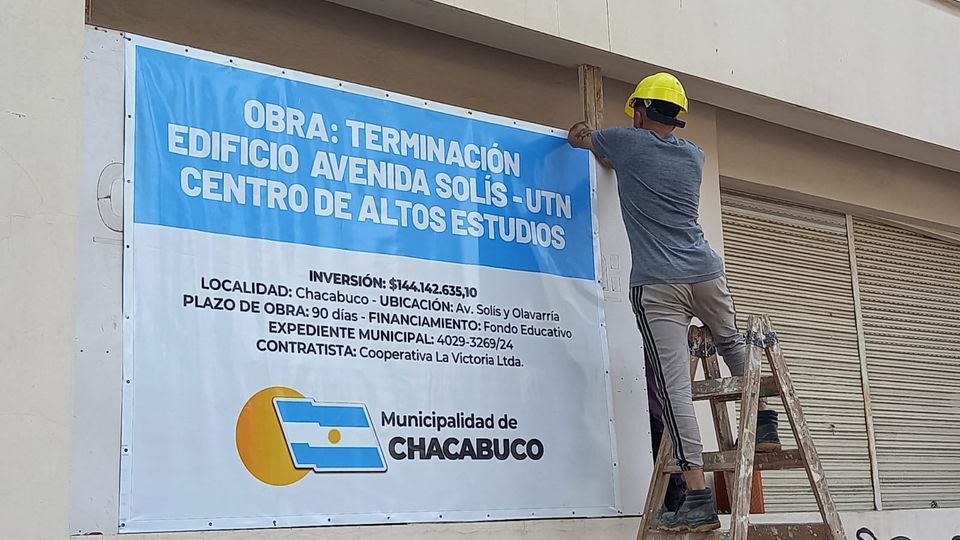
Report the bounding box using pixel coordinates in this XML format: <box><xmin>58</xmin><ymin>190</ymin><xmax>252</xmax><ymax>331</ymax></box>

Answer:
<box><xmin>120</xmin><ymin>36</ymin><xmax>619</xmax><ymax>532</ymax></box>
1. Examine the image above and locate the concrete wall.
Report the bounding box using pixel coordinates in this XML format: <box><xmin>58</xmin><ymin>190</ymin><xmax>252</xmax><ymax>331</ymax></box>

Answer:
<box><xmin>0</xmin><ymin>0</ymin><xmax>84</xmax><ymax>539</ymax></box>
<box><xmin>328</xmin><ymin>0</ymin><xmax>960</xmax><ymax>175</ymax></box>
<box><xmin>388</xmin><ymin>0</ymin><xmax>960</xmax><ymax>154</ymax></box>
<box><xmin>717</xmin><ymin>110</ymin><xmax>960</xmax><ymax>232</ymax></box>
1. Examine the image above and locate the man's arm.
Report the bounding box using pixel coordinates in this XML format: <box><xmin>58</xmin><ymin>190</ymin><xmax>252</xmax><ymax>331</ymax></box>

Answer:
<box><xmin>567</xmin><ymin>122</ymin><xmax>614</xmax><ymax>169</ymax></box>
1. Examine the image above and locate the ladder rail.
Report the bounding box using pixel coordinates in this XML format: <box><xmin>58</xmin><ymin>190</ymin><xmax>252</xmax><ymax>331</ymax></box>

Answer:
<box><xmin>729</xmin><ymin>317</ymin><xmax>764</xmax><ymax>540</ymax></box>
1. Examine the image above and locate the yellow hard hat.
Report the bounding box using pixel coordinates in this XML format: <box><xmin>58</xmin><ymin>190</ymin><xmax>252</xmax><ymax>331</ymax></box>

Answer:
<box><xmin>624</xmin><ymin>72</ymin><xmax>688</xmax><ymax>119</ymax></box>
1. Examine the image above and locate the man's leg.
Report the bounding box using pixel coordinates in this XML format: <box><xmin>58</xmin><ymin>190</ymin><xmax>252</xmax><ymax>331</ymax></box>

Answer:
<box><xmin>692</xmin><ymin>276</ymin><xmax>780</xmax><ymax>451</ymax></box>
<box><xmin>629</xmin><ymin>285</ymin><xmax>704</xmax><ymax>478</ymax></box>
<box><xmin>646</xmin><ymin>356</ymin><xmax>687</xmax><ymax>511</ymax></box>
<box><xmin>689</xmin><ymin>276</ymin><xmax>747</xmax><ymax>375</ymax></box>
<box><xmin>632</xmin><ymin>284</ymin><xmax>720</xmax><ymax>532</ymax></box>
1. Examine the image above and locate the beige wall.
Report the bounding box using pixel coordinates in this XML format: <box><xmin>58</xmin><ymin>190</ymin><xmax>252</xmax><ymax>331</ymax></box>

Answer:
<box><xmin>327</xmin><ymin>0</ymin><xmax>960</xmax><ymax>174</ymax></box>
<box><xmin>393</xmin><ymin>0</ymin><xmax>960</xmax><ymax>155</ymax></box>
<box><xmin>717</xmin><ymin>110</ymin><xmax>960</xmax><ymax>232</ymax></box>
<box><xmin>90</xmin><ymin>0</ymin><xmax>584</xmax><ymax>130</ymax></box>
<box><xmin>0</xmin><ymin>0</ymin><xmax>84</xmax><ymax>539</ymax></box>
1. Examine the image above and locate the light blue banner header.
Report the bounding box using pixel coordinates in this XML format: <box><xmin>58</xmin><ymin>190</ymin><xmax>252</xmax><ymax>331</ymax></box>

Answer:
<box><xmin>133</xmin><ymin>46</ymin><xmax>595</xmax><ymax>279</ymax></box>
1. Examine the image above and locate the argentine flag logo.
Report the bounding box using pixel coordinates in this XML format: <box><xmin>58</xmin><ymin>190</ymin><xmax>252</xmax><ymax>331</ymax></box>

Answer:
<box><xmin>273</xmin><ymin>398</ymin><xmax>387</xmax><ymax>473</ymax></box>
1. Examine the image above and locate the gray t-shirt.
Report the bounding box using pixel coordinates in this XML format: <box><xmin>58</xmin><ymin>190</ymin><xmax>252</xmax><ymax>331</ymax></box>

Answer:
<box><xmin>593</xmin><ymin>127</ymin><xmax>723</xmax><ymax>286</ymax></box>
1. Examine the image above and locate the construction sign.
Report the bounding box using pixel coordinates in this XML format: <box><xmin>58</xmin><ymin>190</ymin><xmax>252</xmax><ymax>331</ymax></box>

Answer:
<box><xmin>119</xmin><ymin>35</ymin><xmax>618</xmax><ymax>532</ymax></box>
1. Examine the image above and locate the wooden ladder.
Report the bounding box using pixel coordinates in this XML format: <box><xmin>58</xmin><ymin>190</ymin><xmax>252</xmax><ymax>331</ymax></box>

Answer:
<box><xmin>637</xmin><ymin>315</ymin><xmax>847</xmax><ymax>540</ymax></box>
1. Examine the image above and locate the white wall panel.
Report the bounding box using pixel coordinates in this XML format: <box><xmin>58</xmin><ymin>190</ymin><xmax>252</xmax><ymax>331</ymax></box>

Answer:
<box><xmin>69</xmin><ymin>27</ymin><xmax>126</xmax><ymax>535</ymax></box>
<box><xmin>70</xmin><ymin>27</ymin><xmax>652</xmax><ymax>534</ymax></box>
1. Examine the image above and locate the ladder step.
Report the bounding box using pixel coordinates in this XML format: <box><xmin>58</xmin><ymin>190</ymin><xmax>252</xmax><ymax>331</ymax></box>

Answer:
<box><xmin>641</xmin><ymin>523</ymin><xmax>828</xmax><ymax>540</ymax></box>
<box><xmin>692</xmin><ymin>375</ymin><xmax>779</xmax><ymax>402</ymax></box>
<box><xmin>663</xmin><ymin>449</ymin><xmax>805</xmax><ymax>474</ymax></box>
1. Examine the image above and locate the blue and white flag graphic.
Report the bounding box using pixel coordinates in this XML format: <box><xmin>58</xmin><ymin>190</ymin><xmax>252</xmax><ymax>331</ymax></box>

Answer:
<box><xmin>273</xmin><ymin>398</ymin><xmax>387</xmax><ymax>473</ymax></box>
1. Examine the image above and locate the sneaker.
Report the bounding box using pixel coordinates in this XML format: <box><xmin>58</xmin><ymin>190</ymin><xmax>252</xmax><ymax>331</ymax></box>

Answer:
<box><xmin>756</xmin><ymin>409</ymin><xmax>782</xmax><ymax>452</ymax></box>
<box><xmin>657</xmin><ymin>488</ymin><xmax>721</xmax><ymax>532</ymax></box>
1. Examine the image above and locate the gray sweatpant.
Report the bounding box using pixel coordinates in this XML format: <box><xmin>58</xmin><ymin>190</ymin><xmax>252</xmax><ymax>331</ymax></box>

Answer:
<box><xmin>630</xmin><ymin>276</ymin><xmax>746</xmax><ymax>471</ymax></box>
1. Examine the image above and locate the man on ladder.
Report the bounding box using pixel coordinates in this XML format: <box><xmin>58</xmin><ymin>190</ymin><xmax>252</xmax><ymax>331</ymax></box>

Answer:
<box><xmin>568</xmin><ymin>73</ymin><xmax>781</xmax><ymax>532</ymax></box>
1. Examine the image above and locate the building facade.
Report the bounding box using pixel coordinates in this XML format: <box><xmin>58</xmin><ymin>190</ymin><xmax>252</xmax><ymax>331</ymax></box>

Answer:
<box><xmin>3</xmin><ymin>0</ymin><xmax>960</xmax><ymax>538</ymax></box>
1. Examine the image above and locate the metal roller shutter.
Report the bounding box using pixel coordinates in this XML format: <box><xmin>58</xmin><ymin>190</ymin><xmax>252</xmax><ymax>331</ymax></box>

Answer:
<box><xmin>852</xmin><ymin>219</ymin><xmax>960</xmax><ymax>509</ymax></box>
<box><xmin>720</xmin><ymin>191</ymin><xmax>874</xmax><ymax>511</ymax></box>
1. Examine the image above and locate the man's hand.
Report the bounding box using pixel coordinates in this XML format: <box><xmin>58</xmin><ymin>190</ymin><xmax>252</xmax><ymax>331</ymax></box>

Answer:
<box><xmin>567</xmin><ymin>122</ymin><xmax>614</xmax><ymax>169</ymax></box>
<box><xmin>567</xmin><ymin>121</ymin><xmax>594</xmax><ymax>150</ymax></box>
